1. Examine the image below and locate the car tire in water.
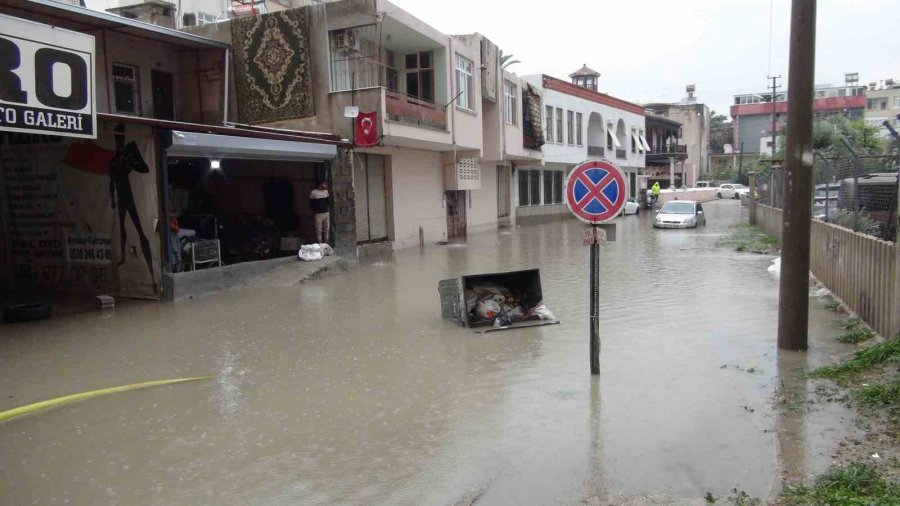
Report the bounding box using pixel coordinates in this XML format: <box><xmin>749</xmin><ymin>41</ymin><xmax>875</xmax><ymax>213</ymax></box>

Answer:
<box><xmin>717</xmin><ymin>192</ymin><xmax>722</xmax><ymax>199</ymax></box>
<box><xmin>3</xmin><ymin>303</ymin><xmax>51</xmax><ymax>323</ymax></box>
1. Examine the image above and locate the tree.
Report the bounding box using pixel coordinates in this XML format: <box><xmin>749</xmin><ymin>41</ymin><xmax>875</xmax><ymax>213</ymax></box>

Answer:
<box><xmin>498</xmin><ymin>50</ymin><xmax>520</xmax><ymax>70</ymax></box>
<box><xmin>709</xmin><ymin>110</ymin><xmax>733</xmax><ymax>154</ymax></box>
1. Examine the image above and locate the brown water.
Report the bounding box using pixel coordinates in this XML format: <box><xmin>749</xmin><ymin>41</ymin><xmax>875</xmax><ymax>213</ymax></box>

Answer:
<box><xmin>0</xmin><ymin>200</ymin><xmax>858</xmax><ymax>505</ymax></box>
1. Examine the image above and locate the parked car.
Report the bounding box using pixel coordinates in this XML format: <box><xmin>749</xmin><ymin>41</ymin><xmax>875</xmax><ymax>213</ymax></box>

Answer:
<box><xmin>621</xmin><ymin>198</ymin><xmax>640</xmax><ymax>215</ymax></box>
<box><xmin>695</xmin><ymin>180</ymin><xmax>713</xmax><ymax>188</ymax></box>
<box><xmin>717</xmin><ymin>183</ymin><xmax>749</xmax><ymax>199</ymax></box>
<box><xmin>654</xmin><ymin>200</ymin><xmax>707</xmax><ymax>229</ymax></box>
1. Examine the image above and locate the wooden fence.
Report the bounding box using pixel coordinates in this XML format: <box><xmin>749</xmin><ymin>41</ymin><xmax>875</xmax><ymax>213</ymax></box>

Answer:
<box><xmin>753</xmin><ymin>205</ymin><xmax>899</xmax><ymax>338</ymax></box>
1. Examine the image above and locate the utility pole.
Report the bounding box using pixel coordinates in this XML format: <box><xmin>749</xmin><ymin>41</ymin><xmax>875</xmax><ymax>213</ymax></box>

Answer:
<box><xmin>768</xmin><ymin>75</ymin><xmax>782</xmax><ymax>159</ymax></box>
<box><xmin>777</xmin><ymin>0</ymin><xmax>817</xmax><ymax>351</ymax></box>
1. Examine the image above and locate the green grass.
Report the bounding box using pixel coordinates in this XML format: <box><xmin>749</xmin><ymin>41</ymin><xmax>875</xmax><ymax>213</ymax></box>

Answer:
<box><xmin>837</xmin><ymin>326</ymin><xmax>877</xmax><ymax>344</ymax></box>
<box><xmin>810</xmin><ymin>336</ymin><xmax>900</xmax><ymax>379</ymax></box>
<box><xmin>856</xmin><ymin>379</ymin><xmax>900</xmax><ymax>409</ymax></box>
<box><xmin>718</xmin><ymin>224</ymin><xmax>778</xmax><ymax>254</ymax></box>
<box><xmin>839</xmin><ymin>317</ymin><xmax>864</xmax><ymax>330</ymax></box>
<box><xmin>781</xmin><ymin>463</ymin><xmax>900</xmax><ymax>505</ymax></box>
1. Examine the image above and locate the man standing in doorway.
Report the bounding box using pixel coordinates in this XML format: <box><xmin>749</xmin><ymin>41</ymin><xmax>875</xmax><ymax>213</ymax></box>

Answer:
<box><xmin>310</xmin><ymin>181</ymin><xmax>330</xmax><ymax>244</ymax></box>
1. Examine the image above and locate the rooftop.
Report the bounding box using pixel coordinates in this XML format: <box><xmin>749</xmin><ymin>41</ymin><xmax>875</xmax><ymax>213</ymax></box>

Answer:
<box><xmin>569</xmin><ymin>64</ymin><xmax>601</xmax><ymax>78</ymax></box>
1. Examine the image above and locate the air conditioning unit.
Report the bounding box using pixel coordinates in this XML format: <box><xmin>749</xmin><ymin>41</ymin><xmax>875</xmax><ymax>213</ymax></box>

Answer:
<box><xmin>334</xmin><ymin>29</ymin><xmax>359</xmax><ymax>53</ymax></box>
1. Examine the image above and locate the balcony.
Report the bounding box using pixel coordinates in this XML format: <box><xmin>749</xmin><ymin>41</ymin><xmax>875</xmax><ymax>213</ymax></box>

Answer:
<box><xmin>385</xmin><ymin>90</ymin><xmax>447</xmax><ymax>129</ymax></box>
<box><xmin>587</xmin><ymin>145</ymin><xmax>605</xmax><ymax>157</ymax></box>
<box><xmin>615</xmin><ymin>148</ymin><xmax>627</xmax><ymax>159</ymax></box>
<box><xmin>646</xmin><ymin>144</ymin><xmax>689</xmax><ymax>163</ymax></box>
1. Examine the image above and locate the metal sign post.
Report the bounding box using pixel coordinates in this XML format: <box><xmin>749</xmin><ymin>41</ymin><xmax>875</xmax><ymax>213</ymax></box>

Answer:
<box><xmin>566</xmin><ymin>160</ymin><xmax>626</xmax><ymax>375</ymax></box>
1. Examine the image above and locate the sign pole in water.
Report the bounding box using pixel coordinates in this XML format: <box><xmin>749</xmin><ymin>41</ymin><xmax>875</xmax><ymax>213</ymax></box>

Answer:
<box><xmin>566</xmin><ymin>160</ymin><xmax>626</xmax><ymax>375</ymax></box>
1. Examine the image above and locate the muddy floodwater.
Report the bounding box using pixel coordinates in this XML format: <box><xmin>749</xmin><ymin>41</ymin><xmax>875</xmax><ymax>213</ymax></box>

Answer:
<box><xmin>1</xmin><ymin>200</ymin><xmax>859</xmax><ymax>504</ymax></box>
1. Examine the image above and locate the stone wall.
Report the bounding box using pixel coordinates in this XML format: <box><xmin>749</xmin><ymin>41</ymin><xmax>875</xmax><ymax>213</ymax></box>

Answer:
<box><xmin>522</xmin><ymin>84</ymin><xmax>545</xmax><ymax>151</ymax></box>
<box><xmin>331</xmin><ymin>148</ymin><xmax>357</xmax><ymax>259</ymax></box>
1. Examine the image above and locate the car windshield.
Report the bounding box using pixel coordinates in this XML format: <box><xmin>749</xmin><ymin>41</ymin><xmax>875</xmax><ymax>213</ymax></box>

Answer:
<box><xmin>732</xmin><ymin>184</ymin><xmax>747</xmax><ymax>189</ymax></box>
<box><xmin>660</xmin><ymin>202</ymin><xmax>695</xmax><ymax>214</ymax></box>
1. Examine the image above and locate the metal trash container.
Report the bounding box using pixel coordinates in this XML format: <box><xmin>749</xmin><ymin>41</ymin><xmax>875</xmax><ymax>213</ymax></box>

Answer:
<box><xmin>438</xmin><ymin>268</ymin><xmax>550</xmax><ymax>328</ymax></box>
<box><xmin>740</xmin><ymin>193</ymin><xmax>750</xmax><ymax>207</ymax></box>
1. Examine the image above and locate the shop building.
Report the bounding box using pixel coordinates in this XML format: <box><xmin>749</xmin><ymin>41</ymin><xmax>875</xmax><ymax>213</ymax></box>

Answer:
<box><xmin>0</xmin><ymin>0</ymin><xmax>351</xmax><ymax>301</ymax></box>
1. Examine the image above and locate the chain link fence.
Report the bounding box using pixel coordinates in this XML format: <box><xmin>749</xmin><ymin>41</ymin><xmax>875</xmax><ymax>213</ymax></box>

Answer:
<box><xmin>757</xmin><ymin>152</ymin><xmax>899</xmax><ymax>243</ymax></box>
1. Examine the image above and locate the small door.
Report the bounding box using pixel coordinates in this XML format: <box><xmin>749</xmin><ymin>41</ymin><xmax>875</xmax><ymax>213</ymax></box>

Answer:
<box><xmin>446</xmin><ymin>190</ymin><xmax>467</xmax><ymax>239</ymax></box>
<box><xmin>497</xmin><ymin>165</ymin><xmax>510</xmax><ymax>218</ymax></box>
<box><xmin>151</xmin><ymin>70</ymin><xmax>174</xmax><ymax>120</ymax></box>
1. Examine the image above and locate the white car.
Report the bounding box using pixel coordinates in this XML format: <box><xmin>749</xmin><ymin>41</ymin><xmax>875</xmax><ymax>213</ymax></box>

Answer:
<box><xmin>620</xmin><ymin>198</ymin><xmax>640</xmax><ymax>215</ymax></box>
<box><xmin>717</xmin><ymin>183</ymin><xmax>750</xmax><ymax>199</ymax></box>
<box><xmin>653</xmin><ymin>200</ymin><xmax>707</xmax><ymax>229</ymax></box>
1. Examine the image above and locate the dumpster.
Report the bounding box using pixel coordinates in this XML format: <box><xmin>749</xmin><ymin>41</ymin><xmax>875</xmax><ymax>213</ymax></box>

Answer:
<box><xmin>438</xmin><ymin>268</ymin><xmax>558</xmax><ymax>332</ymax></box>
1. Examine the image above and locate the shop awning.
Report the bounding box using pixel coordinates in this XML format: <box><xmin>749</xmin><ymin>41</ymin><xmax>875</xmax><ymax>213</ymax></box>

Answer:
<box><xmin>167</xmin><ymin>130</ymin><xmax>338</xmax><ymax>162</ymax></box>
<box><xmin>606</xmin><ymin>125</ymin><xmax>621</xmax><ymax>148</ymax></box>
<box><xmin>639</xmin><ymin>134</ymin><xmax>651</xmax><ymax>151</ymax></box>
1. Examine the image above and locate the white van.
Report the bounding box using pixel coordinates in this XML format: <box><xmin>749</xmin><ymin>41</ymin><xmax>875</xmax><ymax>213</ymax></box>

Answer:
<box><xmin>695</xmin><ymin>181</ymin><xmax>713</xmax><ymax>188</ymax></box>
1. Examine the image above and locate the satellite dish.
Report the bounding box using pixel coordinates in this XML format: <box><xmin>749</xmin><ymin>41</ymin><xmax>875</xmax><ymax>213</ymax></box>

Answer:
<box><xmin>344</xmin><ymin>106</ymin><xmax>359</xmax><ymax>118</ymax></box>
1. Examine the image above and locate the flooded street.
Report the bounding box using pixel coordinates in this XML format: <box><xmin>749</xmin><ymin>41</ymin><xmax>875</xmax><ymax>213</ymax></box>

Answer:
<box><xmin>1</xmin><ymin>200</ymin><xmax>859</xmax><ymax>505</ymax></box>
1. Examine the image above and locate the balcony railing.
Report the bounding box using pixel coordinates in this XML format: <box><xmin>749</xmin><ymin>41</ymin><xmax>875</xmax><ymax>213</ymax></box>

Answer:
<box><xmin>647</xmin><ymin>144</ymin><xmax>688</xmax><ymax>155</ymax></box>
<box><xmin>615</xmin><ymin>148</ymin><xmax>627</xmax><ymax>159</ymax></box>
<box><xmin>385</xmin><ymin>90</ymin><xmax>447</xmax><ymax>128</ymax></box>
<box><xmin>587</xmin><ymin>145</ymin><xmax>605</xmax><ymax>157</ymax></box>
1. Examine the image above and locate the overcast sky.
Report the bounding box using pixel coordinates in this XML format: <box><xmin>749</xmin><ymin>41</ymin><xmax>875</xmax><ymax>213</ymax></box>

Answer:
<box><xmin>393</xmin><ymin>0</ymin><xmax>900</xmax><ymax>117</ymax></box>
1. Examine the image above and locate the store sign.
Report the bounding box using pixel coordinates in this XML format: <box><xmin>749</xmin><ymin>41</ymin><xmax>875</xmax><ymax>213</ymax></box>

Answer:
<box><xmin>65</xmin><ymin>232</ymin><xmax>112</xmax><ymax>265</ymax></box>
<box><xmin>0</xmin><ymin>14</ymin><xmax>96</xmax><ymax>138</ymax></box>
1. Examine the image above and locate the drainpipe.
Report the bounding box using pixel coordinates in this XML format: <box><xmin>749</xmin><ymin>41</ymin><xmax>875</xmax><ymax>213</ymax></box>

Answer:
<box><xmin>669</xmin><ymin>157</ymin><xmax>675</xmax><ymax>189</ymax></box>
<box><xmin>222</xmin><ymin>48</ymin><xmax>230</xmax><ymax>125</ymax></box>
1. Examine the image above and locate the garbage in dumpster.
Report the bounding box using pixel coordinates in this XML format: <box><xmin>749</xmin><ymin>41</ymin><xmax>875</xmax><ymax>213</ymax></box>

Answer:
<box><xmin>438</xmin><ymin>269</ymin><xmax>559</xmax><ymax>332</ymax></box>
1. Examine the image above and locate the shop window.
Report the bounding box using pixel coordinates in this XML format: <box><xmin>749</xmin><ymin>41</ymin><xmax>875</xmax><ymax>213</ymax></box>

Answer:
<box><xmin>112</xmin><ymin>63</ymin><xmax>140</xmax><ymax>115</ymax></box>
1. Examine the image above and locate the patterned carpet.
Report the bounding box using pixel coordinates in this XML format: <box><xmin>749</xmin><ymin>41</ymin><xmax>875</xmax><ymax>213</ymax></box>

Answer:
<box><xmin>231</xmin><ymin>8</ymin><xmax>315</xmax><ymax>124</ymax></box>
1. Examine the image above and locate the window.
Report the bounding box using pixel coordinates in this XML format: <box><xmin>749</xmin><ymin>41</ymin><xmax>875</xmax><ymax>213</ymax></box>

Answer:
<box><xmin>112</xmin><ymin>63</ymin><xmax>140</xmax><ymax>115</ymax></box>
<box><xmin>455</xmin><ymin>54</ymin><xmax>474</xmax><ymax>110</ymax></box>
<box><xmin>518</xmin><ymin>170</ymin><xmax>543</xmax><ymax>206</ymax></box>
<box><xmin>545</xmin><ymin>105</ymin><xmax>554</xmax><ymax>142</ymax></box>
<box><xmin>838</xmin><ymin>88</ymin><xmax>847</xmax><ymax>97</ymax></box>
<box><xmin>881</xmin><ymin>101</ymin><xmax>888</xmax><ymax>110</ymax></box>
<box><xmin>553</xmin><ymin>171</ymin><xmax>563</xmax><ymax>204</ymax></box>
<box><xmin>606</xmin><ymin>126</ymin><xmax>613</xmax><ymax>150</ymax></box>
<box><xmin>631</xmin><ymin>130</ymin><xmax>637</xmax><ymax>153</ymax></box>
<box><xmin>868</xmin><ymin>99</ymin><xmax>875</xmax><ymax>110</ymax></box>
<box><xmin>567</xmin><ymin>111</ymin><xmax>574</xmax><ymax>144</ymax></box>
<box><xmin>383</xmin><ymin>50</ymin><xmax>398</xmax><ymax>92</ymax></box>
<box><xmin>543</xmin><ymin>171</ymin><xmax>554</xmax><ymax>204</ymax></box>
<box><xmin>197</xmin><ymin>12</ymin><xmax>217</xmax><ymax>25</ymax></box>
<box><xmin>405</xmin><ymin>51</ymin><xmax>434</xmax><ymax>101</ymax></box>
<box><xmin>504</xmin><ymin>80</ymin><xmax>517</xmax><ymax>125</ymax></box>
<box><xmin>539</xmin><ymin>171</ymin><xmax>564</xmax><ymax>205</ymax></box>
<box><xmin>556</xmin><ymin>107</ymin><xmax>563</xmax><ymax>144</ymax></box>
<box><xmin>894</xmin><ymin>97</ymin><xmax>900</xmax><ymax>108</ymax></box>
<box><xmin>576</xmin><ymin>113</ymin><xmax>583</xmax><ymax>146</ymax></box>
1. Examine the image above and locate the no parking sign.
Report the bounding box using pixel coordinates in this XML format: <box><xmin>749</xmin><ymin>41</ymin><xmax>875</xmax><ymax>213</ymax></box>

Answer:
<box><xmin>565</xmin><ymin>160</ymin><xmax>627</xmax><ymax>224</ymax></box>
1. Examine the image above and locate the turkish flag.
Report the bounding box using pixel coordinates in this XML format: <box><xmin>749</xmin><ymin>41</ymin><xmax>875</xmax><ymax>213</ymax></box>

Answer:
<box><xmin>355</xmin><ymin>111</ymin><xmax>378</xmax><ymax>147</ymax></box>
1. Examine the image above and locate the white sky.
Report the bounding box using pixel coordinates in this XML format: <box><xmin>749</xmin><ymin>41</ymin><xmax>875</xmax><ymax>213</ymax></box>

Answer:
<box><xmin>392</xmin><ymin>0</ymin><xmax>900</xmax><ymax>117</ymax></box>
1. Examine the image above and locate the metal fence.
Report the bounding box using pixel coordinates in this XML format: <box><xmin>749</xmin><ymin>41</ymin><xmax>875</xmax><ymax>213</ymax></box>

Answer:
<box><xmin>758</xmin><ymin>152</ymin><xmax>899</xmax><ymax>242</ymax></box>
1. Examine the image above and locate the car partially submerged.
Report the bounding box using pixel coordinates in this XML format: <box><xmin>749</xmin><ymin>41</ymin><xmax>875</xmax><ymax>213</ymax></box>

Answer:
<box><xmin>654</xmin><ymin>200</ymin><xmax>707</xmax><ymax>229</ymax></box>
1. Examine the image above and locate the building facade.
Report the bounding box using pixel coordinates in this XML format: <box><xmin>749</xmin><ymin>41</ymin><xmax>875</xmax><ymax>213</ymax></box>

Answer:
<box><xmin>731</xmin><ymin>79</ymin><xmax>867</xmax><ymax>155</ymax></box>
<box><xmin>642</xmin><ymin>86</ymin><xmax>709</xmax><ymax>186</ymax></box>
<box><xmin>516</xmin><ymin>69</ymin><xmax>646</xmax><ymax>222</ymax></box>
<box><xmin>864</xmin><ymin>79</ymin><xmax>900</xmax><ymax>135</ymax></box>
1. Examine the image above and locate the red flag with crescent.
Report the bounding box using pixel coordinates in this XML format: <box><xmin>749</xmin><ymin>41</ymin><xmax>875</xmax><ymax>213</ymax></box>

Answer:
<box><xmin>355</xmin><ymin>111</ymin><xmax>378</xmax><ymax>147</ymax></box>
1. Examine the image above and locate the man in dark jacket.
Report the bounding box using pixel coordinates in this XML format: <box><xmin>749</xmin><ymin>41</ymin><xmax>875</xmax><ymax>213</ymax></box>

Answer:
<box><xmin>309</xmin><ymin>181</ymin><xmax>330</xmax><ymax>243</ymax></box>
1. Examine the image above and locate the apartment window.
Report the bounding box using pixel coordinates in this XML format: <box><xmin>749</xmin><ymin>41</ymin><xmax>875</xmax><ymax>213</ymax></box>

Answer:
<box><xmin>881</xmin><ymin>100</ymin><xmax>888</xmax><ymax>110</ymax></box>
<box><xmin>455</xmin><ymin>54</ymin><xmax>474</xmax><ymax>110</ymax></box>
<box><xmin>504</xmin><ymin>80</ymin><xmax>517</xmax><ymax>125</ymax></box>
<box><xmin>556</xmin><ymin>107</ymin><xmax>563</xmax><ymax>144</ymax></box>
<box><xmin>518</xmin><ymin>169</ymin><xmax>543</xmax><ymax>206</ymax></box>
<box><xmin>197</xmin><ymin>12</ymin><xmax>217</xmax><ymax>25</ymax></box>
<box><xmin>541</xmin><ymin>170</ymin><xmax>563</xmax><ymax>204</ymax></box>
<box><xmin>112</xmin><ymin>63</ymin><xmax>140</xmax><ymax>115</ymax></box>
<box><xmin>566</xmin><ymin>111</ymin><xmax>574</xmax><ymax>144</ymax></box>
<box><xmin>606</xmin><ymin>127</ymin><xmax>613</xmax><ymax>150</ymax></box>
<box><xmin>383</xmin><ymin>50</ymin><xmax>399</xmax><ymax>92</ymax></box>
<box><xmin>867</xmin><ymin>99</ymin><xmax>875</xmax><ymax>110</ymax></box>
<box><xmin>631</xmin><ymin>130</ymin><xmax>637</xmax><ymax>153</ymax></box>
<box><xmin>838</xmin><ymin>88</ymin><xmax>847</xmax><ymax>97</ymax></box>
<box><xmin>405</xmin><ymin>51</ymin><xmax>434</xmax><ymax>101</ymax></box>
<box><xmin>576</xmin><ymin>113</ymin><xmax>583</xmax><ymax>146</ymax></box>
<box><xmin>638</xmin><ymin>130</ymin><xmax>645</xmax><ymax>153</ymax></box>
<box><xmin>894</xmin><ymin>97</ymin><xmax>900</xmax><ymax>108</ymax></box>
<box><xmin>545</xmin><ymin>105</ymin><xmax>554</xmax><ymax>142</ymax></box>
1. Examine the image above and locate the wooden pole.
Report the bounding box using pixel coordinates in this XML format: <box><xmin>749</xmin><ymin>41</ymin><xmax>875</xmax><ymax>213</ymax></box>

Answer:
<box><xmin>777</xmin><ymin>0</ymin><xmax>817</xmax><ymax>351</ymax></box>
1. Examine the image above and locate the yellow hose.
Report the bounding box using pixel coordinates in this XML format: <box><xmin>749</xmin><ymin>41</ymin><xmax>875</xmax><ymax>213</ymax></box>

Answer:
<box><xmin>0</xmin><ymin>376</ymin><xmax>212</xmax><ymax>423</ymax></box>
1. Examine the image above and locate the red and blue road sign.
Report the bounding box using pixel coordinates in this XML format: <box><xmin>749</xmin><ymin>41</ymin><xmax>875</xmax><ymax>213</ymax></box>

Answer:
<box><xmin>565</xmin><ymin>160</ymin><xmax>627</xmax><ymax>224</ymax></box>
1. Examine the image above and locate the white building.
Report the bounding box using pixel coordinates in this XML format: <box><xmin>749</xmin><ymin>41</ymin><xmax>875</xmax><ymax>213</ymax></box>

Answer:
<box><xmin>518</xmin><ymin>67</ymin><xmax>646</xmax><ymax>222</ymax></box>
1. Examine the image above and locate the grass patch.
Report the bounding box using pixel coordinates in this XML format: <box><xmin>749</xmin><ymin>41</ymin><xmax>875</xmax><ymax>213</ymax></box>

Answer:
<box><xmin>856</xmin><ymin>379</ymin><xmax>900</xmax><ymax>409</ymax></box>
<box><xmin>834</xmin><ymin>316</ymin><xmax>876</xmax><ymax>344</ymax></box>
<box><xmin>718</xmin><ymin>224</ymin><xmax>778</xmax><ymax>254</ymax></box>
<box><xmin>839</xmin><ymin>316</ymin><xmax>864</xmax><ymax>330</ymax></box>
<box><xmin>824</xmin><ymin>300</ymin><xmax>842</xmax><ymax>311</ymax></box>
<box><xmin>781</xmin><ymin>463</ymin><xmax>900</xmax><ymax>505</ymax></box>
<box><xmin>810</xmin><ymin>336</ymin><xmax>900</xmax><ymax>379</ymax></box>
